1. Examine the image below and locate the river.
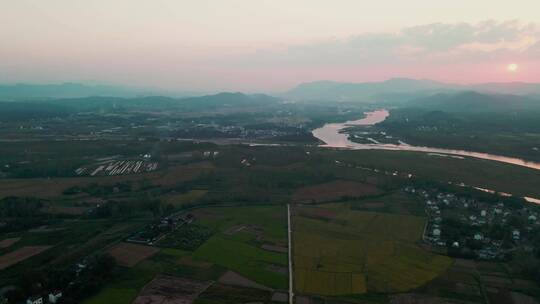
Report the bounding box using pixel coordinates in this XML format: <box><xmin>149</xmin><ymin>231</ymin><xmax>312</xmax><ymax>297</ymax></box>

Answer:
<box><xmin>312</xmin><ymin>109</ymin><xmax>540</xmax><ymax>171</ymax></box>
<box><xmin>312</xmin><ymin>109</ymin><xmax>540</xmax><ymax>203</ymax></box>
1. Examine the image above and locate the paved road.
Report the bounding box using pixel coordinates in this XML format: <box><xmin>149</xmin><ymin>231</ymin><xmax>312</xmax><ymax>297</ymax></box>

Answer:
<box><xmin>287</xmin><ymin>204</ymin><xmax>294</xmax><ymax>304</ymax></box>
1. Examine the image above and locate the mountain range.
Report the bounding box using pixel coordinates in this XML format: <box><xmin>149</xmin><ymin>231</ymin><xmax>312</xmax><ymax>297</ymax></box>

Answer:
<box><xmin>283</xmin><ymin>78</ymin><xmax>540</xmax><ymax>102</ymax></box>
<box><xmin>0</xmin><ymin>83</ymin><xmax>204</xmax><ymax>100</ymax></box>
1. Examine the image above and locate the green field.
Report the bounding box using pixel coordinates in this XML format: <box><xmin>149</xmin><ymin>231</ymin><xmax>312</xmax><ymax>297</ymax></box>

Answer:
<box><xmin>293</xmin><ymin>205</ymin><xmax>453</xmax><ymax>295</ymax></box>
<box><xmin>193</xmin><ymin>205</ymin><xmax>288</xmax><ymax>289</ymax></box>
<box><xmin>196</xmin><ymin>205</ymin><xmax>287</xmax><ymax>243</ymax></box>
<box><xmin>194</xmin><ymin>236</ymin><xmax>287</xmax><ymax>289</ymax></box>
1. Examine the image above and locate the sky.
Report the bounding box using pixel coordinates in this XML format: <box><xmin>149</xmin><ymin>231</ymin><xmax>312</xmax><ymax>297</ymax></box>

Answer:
<box><xmin>1</xmin><ymin>0</ymin><xmax>540</xmax><ymax>92</ymax></box>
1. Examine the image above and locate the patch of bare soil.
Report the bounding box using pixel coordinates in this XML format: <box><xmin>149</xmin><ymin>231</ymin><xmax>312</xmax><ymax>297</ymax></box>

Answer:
<box><xmin>261</xmin><ymin>244</ymin><xmax>287</xmax><ymax>253</ymax></box>
<box><xmin>132</xmin><ymin>274</ymin><xmax>212</xmax><ymax>304</ymax></box>
<box><xmin>0</xmin><ymin>246</ymin><xmax>52</xmax><ymax>270</ymax></box>
<box><xmin>292</xmin><ymin>180</ymin><xmax>381</xmax><ymax>204</ymax></box>
<box><xmin>0</xmin><ymin>238</ymin><xmax>20</xmax><ymax>249</ymax></box>
<box><xmin>107</xmin><ymin>242</ymin><xmax>159</xmax><ymax>267</ymax></box>
<box><xmin>218</xmin><ymin>271</ymin><xmax>271</xmax><ymax>291</ymax></box>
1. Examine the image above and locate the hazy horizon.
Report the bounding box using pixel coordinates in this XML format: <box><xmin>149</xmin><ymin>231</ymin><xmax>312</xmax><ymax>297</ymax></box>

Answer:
<box><xmin>2</xmin><ymin>0</ymin><xmax>540</xmax><ymax>92</ymax></box>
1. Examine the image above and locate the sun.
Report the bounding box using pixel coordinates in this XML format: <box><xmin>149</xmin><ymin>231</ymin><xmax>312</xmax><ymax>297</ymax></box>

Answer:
<box><xmin>507</xmin><ymin>63</ymin><xmax>518</xmax><ymax>72</ymax></box>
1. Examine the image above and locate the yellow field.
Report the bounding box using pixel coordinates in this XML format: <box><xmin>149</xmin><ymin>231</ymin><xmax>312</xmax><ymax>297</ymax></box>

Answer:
<box><xmin>293</xmin><ymin>206</ymin><xmax>452</xmax><ymax>295</ymax></box>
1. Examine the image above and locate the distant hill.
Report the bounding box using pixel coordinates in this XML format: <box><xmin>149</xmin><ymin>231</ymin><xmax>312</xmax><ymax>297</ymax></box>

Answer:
<box><xmin>0</xmin><ymin>83</ymin><xmax>205</xmax><ymax>100</ymax></box>
<box><xmin>0</xmin><ymin>101</ymin><xmax>71</xmax><ymax>121</ymax></box>
<box><xmin>0</xmin><ymin>92</ymin><xmax>281</xmax><ymax>113</ymax></box>
<box><xmin>408</xmin><ymin>91</ymin><xmax>540</xmax><ymax>112</ymax></box>
<box><xmin>284</xmin><ymin>78</ymin><xmax>540</xmax><ymax>102</ymax></box>
<box><xmin>0</xmin><ymin>83</ymin><xmax>151</xmax><ymax>100</ymax></box>
<box><xmin>471</xmin><ymin>82</ymin><xmax>540</xmax><ymax>96</ymax></box>
<box><xmin>283</xmin><ymin>78</ymin><xmax>450</xmax><ymax>102</ymax></box>
<box><xmin>177</xmin><ymin>92</ymin><xmax>280</xmax><ymax>109</ymax></box>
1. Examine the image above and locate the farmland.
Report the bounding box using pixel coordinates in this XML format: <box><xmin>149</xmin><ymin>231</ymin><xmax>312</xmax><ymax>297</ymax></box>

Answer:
<box><xmin>108</xmin><ymin>242</ymin><xmax>160</xmax><ymax>267</ymax></box>
<box><xmin>0</xmin><ymin>238</ymin><xmax>20</xmax><ymax>248</ymax></box>
<box><xmin>132</xmin><ymin>274</ymin><xmax>212</xmax><ymax>304</ymax></box>
<box><xmin>194</xmin><ymin>236</ymin><xmax>288</xmax><ymax>289</ymax></box>
<box><xmin>292</xmin><ymin>180</ymin><xmax>382</xmax><ymax>203</ymax></box>
<box><xmin>293</xmin><ymin>204</ymin><xmax>453</xmax><ymax>296</ymax></box>
<box><xmin>192</xmin><ymin>205</ymin><xmax>289</xmax><ymax>290</ymax></box>
<box><xmin>1</xmin><ymin>140</ymin><xmax>540</xmax><ymax>303</ymax></box>
<box><xmin>0</xmin><ymin>246</ymin><xmax>52</xmax><ymax>270</ymax></box>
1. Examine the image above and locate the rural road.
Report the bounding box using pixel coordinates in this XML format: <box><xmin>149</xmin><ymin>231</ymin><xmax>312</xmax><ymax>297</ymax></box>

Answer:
<box><xmin>287</xmin><ymin>204</ymin><xmax>294</xmax><ymax>304</ymax></box>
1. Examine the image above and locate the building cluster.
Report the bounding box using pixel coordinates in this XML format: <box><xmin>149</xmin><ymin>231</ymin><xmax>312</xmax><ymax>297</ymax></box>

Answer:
<box><xmin>26</xmin><ymin>291</ymin><xmax>62</xmax><ymax>304</ymax></box>
<box><xmin>127</xmin><ymin>213</ymin><xmax>194</xmax><ymax>246</ymax></box>
<box><xmin>184</xmin><ymin>123</ymin><xmax>307</xmax><ymax>140</ymax></box>
<box><xmin>405</xmin><ymin>186</ymin><xmax>540</xmax><ymax>260</ymax></box>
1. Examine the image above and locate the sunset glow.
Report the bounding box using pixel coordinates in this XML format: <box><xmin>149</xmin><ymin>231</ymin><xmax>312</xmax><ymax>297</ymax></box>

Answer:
<box><xmin>1</xmin><ymin>1</ymin><xmax>539</xmax><ymax>91</ymax></box>
<box><xmin>508</xmin><ymin>63</ymin><xmax>519</xmax><ymax>72</ymax></box>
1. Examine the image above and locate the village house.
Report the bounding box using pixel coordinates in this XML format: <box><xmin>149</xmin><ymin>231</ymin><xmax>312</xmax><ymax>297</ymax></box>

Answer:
<box><xmin>26</xmin><ymin>296</ymin><xmax>43</xmax><ymax>304</ymax></box>
<box><xmin>48</xmin><ymin>290</ymin><xmax>63</xmax><ymax>303</ymax></box>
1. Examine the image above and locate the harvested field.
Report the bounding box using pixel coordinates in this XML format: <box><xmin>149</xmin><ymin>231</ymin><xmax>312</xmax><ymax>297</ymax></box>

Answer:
<box><xmin>162</xmin><ymin>190</ymin><xmax>208</xmax><ymax>206</ymax></box>
<box><xmin>108</xmin><ymin>242</ymin><xmax>159</xmax><ymax>267</ymax></box>
<box><xmin>218</xmin><ymin>271</ymin><xmax>271</xmax><ymax>291</ymax></box>
<box><xmin>0</xmin><ymin>246</ymin><xmax>52</xmax><ymax>269</ymax></box>
<box><xmin>292</xmin><ymin>180</ymin><xmax>382</xmax><ymax>203</ymax></box>
<box><xmin>132</xmin><ymin>274</ymin><xmax>212</xmax><ymax>304</ymax></box>
<box><xmin>0</xmin><ymin>237</ymin><xmax>20</xmax><ymax>248</ymax></box>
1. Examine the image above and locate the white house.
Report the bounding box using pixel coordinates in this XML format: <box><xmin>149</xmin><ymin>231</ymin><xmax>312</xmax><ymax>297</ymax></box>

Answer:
<box><xmin>480</xmin><ymin>210</ymin><xmax>487</xmax><ymax>217</ymax></box>
<box><xmin>474</xmin><ymin>233</ymin><xmax>483</xmax><ymax>241</ymax></box>
<box><xmin>433</xmin><ymin>229</ymin><xmax>441</xmax><ymax>237</ymax></box>
<box><xmin>512</xmin><ymin>230</ymin><xmax>521</xmax><ymax>241</ymax></box>
<box><xmin>26</xmin><ymin>296</ymin><xmax>43</xmax><ymax>304</ymax></box>
<box><xmin>48</xmin><ymin>290</ymin><xmax>63</xmax><ymax>303</ymax></box>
